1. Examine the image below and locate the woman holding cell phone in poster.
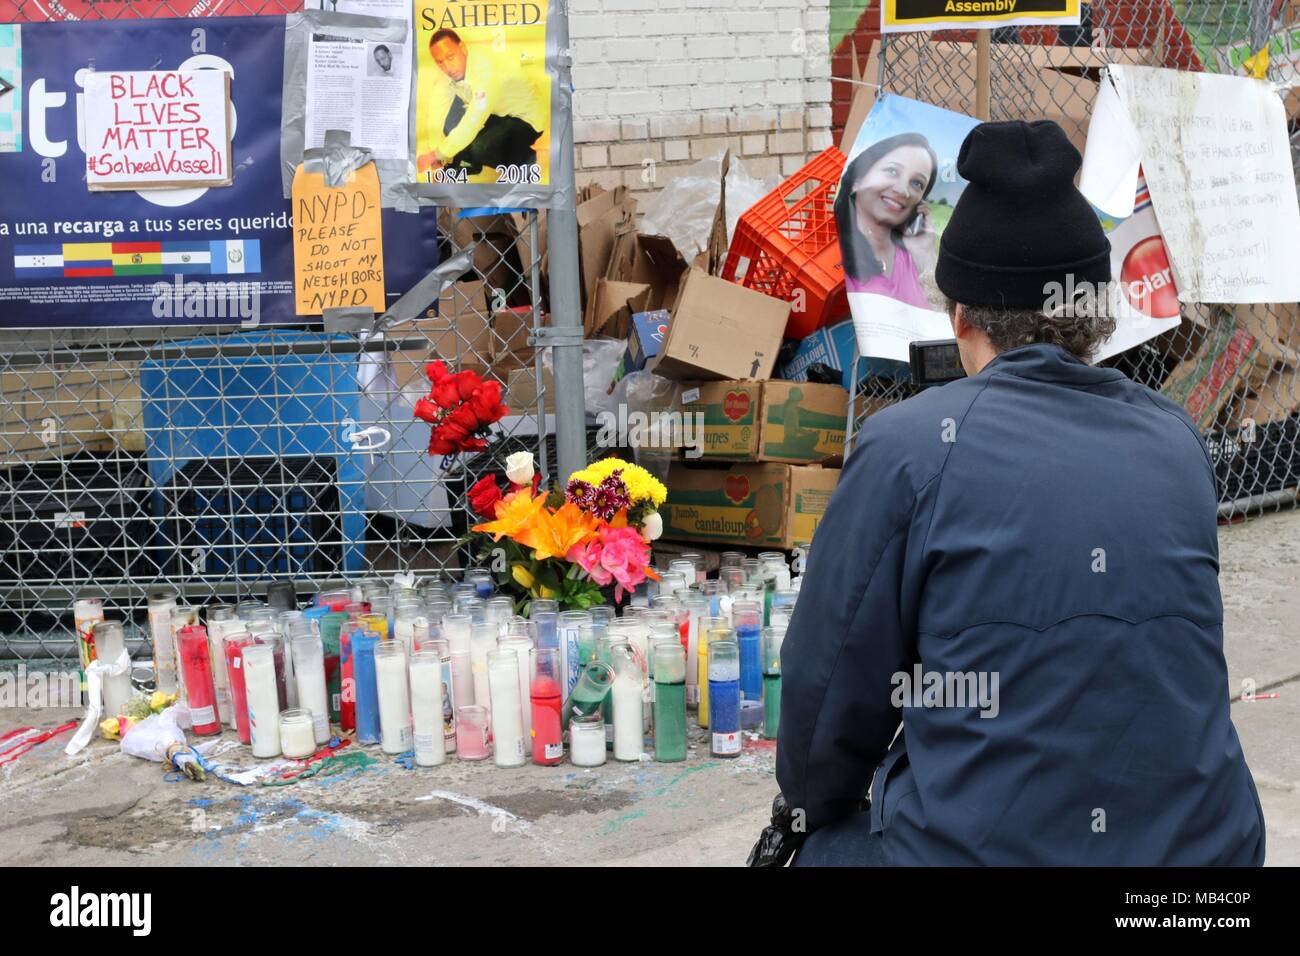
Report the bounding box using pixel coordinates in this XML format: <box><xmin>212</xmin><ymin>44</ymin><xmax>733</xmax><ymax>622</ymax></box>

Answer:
<box><xmin>834</xmin><ymin>132</ymin><xmax>941</xmax><ymax>312</ymax></box>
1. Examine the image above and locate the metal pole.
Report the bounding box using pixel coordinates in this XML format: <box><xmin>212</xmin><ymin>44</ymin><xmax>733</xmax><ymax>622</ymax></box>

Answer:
<box><xmin>548</xmin><ymin>1</ymin><xmax>589</xmax><ymax>484</ymax></box>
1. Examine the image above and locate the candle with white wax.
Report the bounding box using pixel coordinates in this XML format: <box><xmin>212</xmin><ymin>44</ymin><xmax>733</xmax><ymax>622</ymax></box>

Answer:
<box><xmin>279</xmin><ymin>708</ymin><xmax>316</xmax><ymax>759</ymax></box>
<box><xmin>569</xmin><ymin>713</ymin><xmax>607</xmax><ymax>767</ymax></box>
<box><xmin>487</xmin><ymin>651</ymin><xmax>526</xmax><ymax>768</ymax></box>
<box><xmin>242</xmin><ymin>644</ymin><xmax>281</xmax><ymax>758</ymax></box>
<box><xmin>374</xmin><ymin>641</ymin><xmax>413</xmax><ymax>755</ymax></box>
<box><xmin>409</xmin><ymin>649</ymin><xmax>446</xmax><ymax>766</ymax></box>
<box><xmin>147</xmin><ymin>590</ymin><xmax>178</xmax><ymax>695</ymax></box>
<box><xmin>91</xmin><ymin>621</ymin><xmax>132</xmax><ymax>720</ymax></box>
<box><xmin>206</xmin><ymin>606</ymin><xmax>237</xmax><ymax>726</ymax></box>
<box><xmin>291</xmin><ymin>636</ymin><xmax>331</xmax><ymax>744</ymax></box>
<box><xmin>498</xmin><ymin>636</ymin><xmax>533</xmax><ymax>744</ymax></box>
<box><xmin>610</xmin><ymin>643</ymin><xmax>644</xmax><ymax>762</ymax></box>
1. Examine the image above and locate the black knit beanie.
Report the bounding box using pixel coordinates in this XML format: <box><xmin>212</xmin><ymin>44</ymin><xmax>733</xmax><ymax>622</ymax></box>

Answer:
<box><xmin>935</xmin><ymin>120</ymin><xmax>1111</xmax><ymax>311</ymax></box>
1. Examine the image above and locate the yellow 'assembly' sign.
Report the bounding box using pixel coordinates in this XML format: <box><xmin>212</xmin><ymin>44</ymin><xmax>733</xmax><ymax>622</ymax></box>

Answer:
<box><xmin>883</xmin><ymin>0</ymin><xmax>1082</xmax><ymax>33</ymax></box>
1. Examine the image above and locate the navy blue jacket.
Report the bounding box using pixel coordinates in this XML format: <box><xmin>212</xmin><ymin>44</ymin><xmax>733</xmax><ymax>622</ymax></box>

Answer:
<box><xmin>777</xmin><ymin>343</ymin><xmax>1265</xmax><ymax>865</ymax></box>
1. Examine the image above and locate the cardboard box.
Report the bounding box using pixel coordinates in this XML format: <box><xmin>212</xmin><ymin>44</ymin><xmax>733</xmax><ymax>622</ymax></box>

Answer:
<box><xmin>650</xmin><ymin>269</ymin><xmax>789</xmax><ymax>381</ymax></box>
<box><xmin>585</xmin><ymin>233</ymin><xmax>687</xmax><ymax>339</ymax></box>
<box><xmin>610</xmin><ymin>309</ymin><xmax>671</xmax><ymax>390</ymax></box>
<box><xmin>395</xmin><ymin>279</ymin><xmax>492</xmax><ymax>368</ymax></box>
<box><xmin>660</xmin><ymin>462</ymin><xmax>839</xmax><ymax>549</ymax></box>
<box><xmin>775</xmin><ymin>318</ymin><xmax>905</xmax><ymax>391</ymax></box>
<box><xmin>1162</xmin><ymin>309</ymin><xmax>1260</xmax><ymax>430</ymax></box>
<box><xmin>503</xmin><ymin>365</ymin><xmax>555</xmax><ymax>415</ymax></box>
<box><xmin>577</xmin><ymin>185</ymin><xmax>637</xmax><ymax>312</ymax></box>
<box><xmin>682</xmin><ymin>379</ymin><xmax>848</xmax><ymax>463</ymax></box>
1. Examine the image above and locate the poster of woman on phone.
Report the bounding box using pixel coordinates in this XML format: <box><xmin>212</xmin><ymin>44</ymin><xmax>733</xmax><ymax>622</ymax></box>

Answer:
<box><xmin>837</xmin><ymin>95</ymin><xmax>981</xmax><ymax>363</ymax></box>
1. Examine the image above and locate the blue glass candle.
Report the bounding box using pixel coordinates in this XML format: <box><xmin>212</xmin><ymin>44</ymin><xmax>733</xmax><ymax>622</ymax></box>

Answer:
<box><xmin>532</xmin><ymin>610</ymin><xmax>559</xmax><ymax>655</ymax></box>
<box><xmin>353</xmin><ymin>629</ymin><xmax>382</xmax><ymax>745</ymax></box>
<box><xmin>708</xmin><ymin>639</ymin><xmax>742</xmax><ymax>758</ymax></box>
<box><xmin>732</xmin><ymin>600</ymin><xmax>763</xmax><ymax>702</ymax></box>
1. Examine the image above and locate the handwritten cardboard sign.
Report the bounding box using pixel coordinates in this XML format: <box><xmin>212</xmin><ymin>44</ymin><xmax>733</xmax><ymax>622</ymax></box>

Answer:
<box><xmin>292</xmin><ymin>161</ymin><xmax>386</xmax><ymax>316</ymax></box>
<box><xmin>84</xmin><ymin>70</ymin><xmax>233</xmax><ymax>190</ymax></box>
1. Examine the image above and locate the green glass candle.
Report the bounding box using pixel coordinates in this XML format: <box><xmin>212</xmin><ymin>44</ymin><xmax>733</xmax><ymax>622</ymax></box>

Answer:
<box><xmin>762</xmin><ymin>626</ymin><xmax>785</xmax><ymax>740</ymax></box>
<box><xmin>653</xmin><ymin>642</ymin><xmax>687</xmax><ymax>762</ymax></box>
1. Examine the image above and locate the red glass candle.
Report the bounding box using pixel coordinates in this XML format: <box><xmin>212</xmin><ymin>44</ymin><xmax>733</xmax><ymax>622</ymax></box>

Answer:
<box><xmin>530</xmin><ymin>648</ymin><xmax>564</xmax><ymax>766</ymax></box>
<box><xmin>178</xmin><ymin>625</ymin><xmax>221</xmax><ymax>735</ymax></box>
<box><xmin>223</xmin><ymin>632</ymin><xmax>256</xmax><ymax>744</ymax></box>
<box><xmin>340</xmin><ymin>627</ymin><xmax>357</xmax><ymax>731</ymax></box>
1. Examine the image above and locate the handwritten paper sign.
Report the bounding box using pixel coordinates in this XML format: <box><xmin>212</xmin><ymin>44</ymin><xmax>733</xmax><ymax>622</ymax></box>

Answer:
<box><xmin>291</xmin><ymin>161</ymin><xmax>386</xmax><ymax>315</ymax></box>
<box><xmin>1082</xmin><ymin>66</ymin><xmax>1300</xmax><ymax>304</ymax></box>
<box><xmin>84</xmin><ymin>70</ymin><xmax>233</xmax><ymax>190</ymax></box>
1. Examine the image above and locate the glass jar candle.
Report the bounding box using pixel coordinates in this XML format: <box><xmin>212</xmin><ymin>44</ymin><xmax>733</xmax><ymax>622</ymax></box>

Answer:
<box><xmin>291</xmin><ymin>636</ymin><xmax>331</xmax><ymax>744</ymax></box>
<box><xmin>587</xmin><ymin>605</ymin><xmax>615</xmax><ymax>625</ymax></box>
<box><xmin>558</xmin><ymin>610</ymin><xmax>592</xmax><ymax>697</ymax></box>
<box><xmin>91</xmin><ymin>621</ymin><xmax>132</xmax><ymax>720</ymax></box>
<box><xmin>146</xmin><ymin>589</ymin><xmax>179</xmax><ymax>695</ymax></box>
<box><xmin>758</xmin><ymin>552</ymin><xmax>792</xmax><ymax>590</ymax></box>
<box><xmin>708</xmin><ymin>639</ymin><xmax>742</xmax><ymax>758</ymax></box>
<box><xmin>529</xmin><ymin>647</ymin><xmax>564</xmax><ymax>765</ymax></box>
<box><xmin>680</xmin><ymin>595</ymin><xmax>710</xmax><ymax>708</ymax></box>
<box><xmin>223</xmin><ymin>631</ymin><xmax>256</xmax><ymax>745</ymax></box>
<box><xmin>279</xmin><ymin>708</ymin><xmax>316</xmax><ymax>759</ymax></box>
<box><xmin>719</xmin><ymin>567</ymin><xmax>745</xmax><ymax>593</ymax></box>
<box><xmin>169</xmin><ymin>606</ymin><xmax>200</xmax><ymax>705</ymax></box>
<box><xmin>393</xmin><ymin>608</ymin><xmax>430</xmax><ymax>657</ymax></box>
<box><xmin>177</xmin><ymin>624</ymin><xmax>220</xmax><ymax>735</ymax></box>
<box><xmin>770</xmin><ymin>589</ymin><xmax>798</xmax><ymax>629</ymax></box>
<box><xmin>678</xmin><ymin>552</ymin><xmax>706</xmax><ymax>583</ymax></box>
<box><xmin>529</xmin><ymin>598</ymin><xmax>559</xmax><ymax>617</ymax></box>
<box><xmin>409</xmin><ymin>649</ymin><xmax>447</xmax><ymax>767</ymax></box>
<box><xmin>731</xmin><ymin>600</ymin><xmax>763</xmax><ymax>702</ymax></box>
<box><xmin>488</xmin><ymin>651</ymin><xmax>526</xmax><ymax>768</ymax></box>
<box><xmin>562</xmin><ymin>660</ymin><xmax>615</xmax><ymax>727</ymax></box>
<box><xmin>719</xmin><ymin>552</ymin><xmax>744</xmax><ymax>569</ymax></box>
<box><xmin>319</xmin><ymin>610</ymin><xmax>348</xmax><ymax>726</ymax></box>
<box><xmin>451</xmin><ymin>649</ymin><xmax>475</xmax><ymax>712</ymax></box>
<box><xmin>698</xmin><ymin>625</ymin><xmax>733</xmax><ymax>730</ymax></box>
<box><xmin>442</xmin><ymin>612</ymin><xmax>472</xmax><ymax>657</ymax></box>
<box><xmin>467</xmin><ymin>568</ymin><xmax>496</xmax><ymax>599</ymax></box>
<box><xmin>667</xmin><ymin>559</ymin><xmax>697</xmax><ymax>587</ymax></box>
<box><xmin>485</xmin><ymin>596</ymin><xmax>515</xmax><ymax>632</ymax></box>
<box><xmin>470</xmin><ymin>622</ymin><xmax>498</xmax><ymax>721</ymax></box>
<box><xmin>374</xmin><ymin>641</ymin><xmax>413</xmax><ymax>755</ymax></box>
<box><xmin>610</xmin><ymin>642</ymin><xmax>644</xmax><ymax>762</ymax></box>
<box><xmin>431</xmin><ymin>639</ymin><xmax>457</xmax><ymax>752</ymax></box>
<box><xmin>242</xmin><ymin>643</ymin><xmax>281</xmax><ymax>757</ymax></box>
<box><xmin>762</xmin><ymin>626</ymin><xmax>785</xmax><ymax>740</ymax></box>
<box><xmin>653</xmin><ymin>642</ymin><xmax>687</xmax><ymax>763</ymax></box>
<box><xmin>499</xmin><ymin>636</ymin><xmax>533</xmax><ymax>745</ymax></box>
<box><xmin>315</xmin><ymin>588</ymin><xmax>353</xmax><ymax>610</ymax></box>
<box><xmin>456</xmin><ymin>705</ymin><xmax>491</xmax><ymax>761</ymax></box>
<box><xmin>352</xmin><ymin>629</ymin><xmax>382</xmax><ymax>746</ymax></box>
<box><xmin>569</xmin><ymin>712</ymin><xmax>607</xmax><ymax>767</ymax></box>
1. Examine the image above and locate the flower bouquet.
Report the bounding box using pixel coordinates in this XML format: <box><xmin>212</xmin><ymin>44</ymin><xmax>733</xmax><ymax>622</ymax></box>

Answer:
<box><xmin>466</xmin><ymin>452</ymin><xmax>667</xmax><ymax>612</ymax></box>
<box><xmin>413</xmin><ymin>360</ymin><xmax>510</xmax><ymax>456</ymax></box>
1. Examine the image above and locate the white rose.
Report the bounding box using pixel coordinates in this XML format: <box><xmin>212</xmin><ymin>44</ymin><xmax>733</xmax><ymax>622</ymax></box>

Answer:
<box><xmin>641</xmin><ymin>511</ymin><xmax>663</xmax><ymax>541</ymax></box>
<box><xmin>505</xmin><ymin>452</ymin><xmax>535</xmax><ymax>487</ymax></box>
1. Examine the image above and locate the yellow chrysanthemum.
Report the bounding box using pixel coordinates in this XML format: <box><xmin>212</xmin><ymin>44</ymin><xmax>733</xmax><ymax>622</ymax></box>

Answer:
<box><xmin>569</xmin><ymin>457</ymin><xmax>667</xmax><ymax>508</ymax></box>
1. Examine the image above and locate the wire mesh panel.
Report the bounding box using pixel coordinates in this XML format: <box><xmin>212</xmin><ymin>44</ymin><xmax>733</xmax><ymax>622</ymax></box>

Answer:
<box><xmin>849</xmin><ymin>0</ymin><xmax>1300</xmax><ymax>518</ymax></box>
<box><xmin>0</xmin><ymin>213</ymin><xmax>556</xmax><ymax>662</ymax></box>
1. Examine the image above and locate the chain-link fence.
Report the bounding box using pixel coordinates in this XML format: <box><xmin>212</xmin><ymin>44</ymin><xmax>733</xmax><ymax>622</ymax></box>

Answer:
<box><xmin>848</xmin><ymin>0</ymin><xmax>1300</xmax><ymax>519</ymax></box>
<box><xmin>0</xmin><ymin>211</ymin><xmax>563</xmax><ymax>662</ymax></box>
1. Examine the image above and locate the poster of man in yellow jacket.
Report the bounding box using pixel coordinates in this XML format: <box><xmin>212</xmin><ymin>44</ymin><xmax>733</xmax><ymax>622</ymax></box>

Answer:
<box><xmin>415</xmin><ymin>1</ymin><xmax>551</xmax><ymax>187</ymax></box>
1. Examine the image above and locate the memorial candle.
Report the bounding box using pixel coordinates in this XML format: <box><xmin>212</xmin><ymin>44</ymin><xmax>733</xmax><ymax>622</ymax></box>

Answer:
<box><xmin>177</xmin><ymin>624</ymin><xmax>220</xmax><ymax>735</ymax></box>
<box><xmin>170</xmin><ymin>606</ymin><xmax>200</xmax><ymax>706</ymax></box>
<box><xmin>456</xmin><ymin>705</ymin><xmax>490</xmax><ymax>760</ymax></box>
<box><xmin>279</xmin><ymin>708</ymin><xmax>316</xmax><ymax>759</ymax></box>
<box><xmin>409</xmin><ymin>649</ymin><xmax>447</xmax><ymax>767</ymax></box>
<box><xmin>469</xmin><ymin>622</ymin><xmax>497</xmax><ymax>722</ymax></box>
<box><xmin>558</xmin><ymin>610</ymin><xmax>592</xmax><ymax>697</ymax></box>
<box><xmin>223</xmin><ymin>631</ymin><xmax>256</xmax><ymax>744</ymax></box>
<box><xmin>242</xmin><ymin>643</ymin><xmax>281</xmax><ymax>757</ymax></box>
<box><xmin>73</xmin><ymin>596</ymin><xmax>104</xmax><ymax>695</ymax></box>
<box><xmin>732</xmin><ymin>600</ymin><xmax>763</xmax><ymax>702</ymax></box>
<box><xmin>485</xmin><ymin>596</ymin><xmax>514</xmax><ymax>634</ymax></box>
<box><xmin>374</xmin><ymin>641</ymin><xmax>413</xmax><ymax>755</ymax></box>
<box><xmin>266</xmin><ymin>582</ymin><xmax>298</xmax><ymax>612</ymax></box>
<box><xmin>353</xmin><ymin>630</ymin><xmax>382</xmax><ymax>746</ymax></box>
<box><xmin>318</xmin><ymin>610</ymin><xmax>348</xmax><ymax>726</ymax></box>
<box><xmin>498</xmin><ymin>636</ymin><xmax>533</xmax><ymax>745</ymax></box>
<box><xmin>92</xmin><ymin>622</ymin><xmax>132</xmax><ymax>720</ymax></box>
<box><xmin>561</xmin><ymin>660</ymin><xmax>615</xmax><ymax>728</ymax></box>
<box><xmin>569</xmin><ymin>712</ymin><xmax>606</xmax><ymax>767</ymax></box>
<box><xmin>698</xmin><ymin>625</ymin><xmax>732</xmax><ymax>730</ymax></box>
<box><xmin>274</xmin><ymin>611</ymin><xmax>301</xmax><ymax>709</ymax></box>
<box><xmin>610</xmin><ymin>643</ymin><xmax>644</xmax><ymax>762</ymax></box>
<box><xmin>709</xmin><ymin>639</ymin><xmax>742</xmax><ymax>758</ymax></box>
<box><xmin>147</xmin><ymin>589</ymin><xmax>178</xmax><ymax>695</ymax></box>
<box><xmin>653</xmin><ymin>642</ymin><xmax>687</xmax><ymax>763</ymax></box>
<box><xmin>291</xmin><ymin>635</ymin><xmax>331</xmax><ymax>744</ymax></box>
<box><xmin>206</xmin><ymin>606</ymin><xmax>237</xmax><ymax>727</ymax></box>
<box><xmin>529</xmin><ymin>647</ymin><xmax>564</xmax><ymax>765</ymax></box>
<box><xmin>431</xmin><ymin>638</ymin><xmax>457</xmax><ymax>751</ymax></box>
<box><xmin>762</xmin><ymin>626</ymin><xmax>785</xmax><ymax>740</ymax></box>
<box><xmin>488</xmin><ymin>651</ymin><xmax>526</xmax><ymax>768</ymax></box>
<box><xmin>681</xmin><ymin>596</ymin><xmax>710</xmax><ymax>709</ymax></box>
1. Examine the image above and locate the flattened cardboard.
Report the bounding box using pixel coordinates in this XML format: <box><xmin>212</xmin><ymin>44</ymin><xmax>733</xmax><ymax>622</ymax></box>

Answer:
<box><xmin>651</xmin><ymin>269</ymin><xmax>789</xmax><ymax>381</ymax></box>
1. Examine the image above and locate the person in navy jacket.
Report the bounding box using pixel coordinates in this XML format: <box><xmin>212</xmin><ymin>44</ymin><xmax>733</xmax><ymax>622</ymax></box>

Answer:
<box><xmin>774</xmin><ymin>120</ymin><xmax>1266</xmax><ymax>866</ymax></box>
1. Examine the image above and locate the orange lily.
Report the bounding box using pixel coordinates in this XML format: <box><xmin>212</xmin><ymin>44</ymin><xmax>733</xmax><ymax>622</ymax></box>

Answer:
<box><xmin>516</xmin><ymin>501</ymin><xmax>601</xmax><ymax>561</ymax></box>
<box><xmin>472</xmin><ymin>489</ymin><xmax>547</xmax><ymax>542</ymax></box>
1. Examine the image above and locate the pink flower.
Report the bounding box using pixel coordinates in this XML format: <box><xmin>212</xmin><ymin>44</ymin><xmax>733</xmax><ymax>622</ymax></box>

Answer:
<box><xmin>567</xmin><ymin>525</ymin><xmax>653</xmax><ymax>602</ymax></box>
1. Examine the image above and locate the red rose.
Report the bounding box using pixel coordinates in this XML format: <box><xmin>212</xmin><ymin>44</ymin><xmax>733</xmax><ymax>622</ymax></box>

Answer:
<box><xmin>413</xmin><ymin>397</ymin><xmax>442</xmax><ymax>424</ymax></box>
<box><xmin>467</xmin><ymin>476</ymin><xmax>504</xmax><ymax>517</ymax></box>
<box><xmin>428</xmin><ymin>431</ymin><xmax>456</xmax><ymax>455</ymax></box>
<box><xmin>454</xmin><ymin>370</ymin><xmax>480</xmax><ymax>401</ymax></box>
<box><xmin>425</xmin><ymin>360</ymin><xmax>450</xmax><ymax>385</ymax></box>
<box><xmin>431</xmin><ymin>379</ymin><xmax>461</xmax><ymax>409</ymax></box>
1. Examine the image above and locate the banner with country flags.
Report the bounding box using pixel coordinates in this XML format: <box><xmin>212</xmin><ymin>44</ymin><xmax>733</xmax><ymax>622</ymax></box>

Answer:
<box><xmin>0</xmin><ymin>16</ymin><xmax>435</xmax><ymax>328</ymax></box>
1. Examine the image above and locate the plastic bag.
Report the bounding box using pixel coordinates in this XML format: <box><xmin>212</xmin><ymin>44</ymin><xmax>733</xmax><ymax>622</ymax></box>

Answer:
<box><xmin>120</xmin><ymin>707</ymin><xmax>206</xmax><ymax>780</ymax></box>
<box><xmin>544</xmin><ymin>337</ymin><xmax>626</xmax><ymax>418</ymax></box>
<box><xmin>608</xmin><ymin>370</ymin><xmax>684</xmax><ymax>484</ymax></box>
<box><xmin>639</xmin><ymin>154</ymin><xmax>779</xmax><ymax>263</ymax></box>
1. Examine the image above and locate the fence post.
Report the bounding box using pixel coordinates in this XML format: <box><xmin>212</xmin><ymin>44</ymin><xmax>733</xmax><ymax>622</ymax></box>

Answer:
<box><xmin>547</xmin><ymin>1</ymin><xmax>589</xmax><ymax>484</ymax></box>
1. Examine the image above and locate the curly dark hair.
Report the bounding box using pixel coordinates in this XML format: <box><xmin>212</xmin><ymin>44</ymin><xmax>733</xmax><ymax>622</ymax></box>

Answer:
<box><xmin>945</xmin><ymin>298</ymin><xmax>1118</xmax><ymax>360</ymax></box>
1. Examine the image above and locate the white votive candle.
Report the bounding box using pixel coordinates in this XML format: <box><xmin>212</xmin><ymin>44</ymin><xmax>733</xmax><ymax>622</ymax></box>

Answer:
<box><xmin>291</xmin><ymin>636</ymin><xmax>331</xmax><ymax>744</ymax></box>
<box><xmin>487</xmin><ymin>650</ymin><xmax>526</xmax><ymax>768</ymax></box>
<box><xmin>279</xmin><ymin>708</ymin><xmax>316</xmax><ymax>759</ymax></box>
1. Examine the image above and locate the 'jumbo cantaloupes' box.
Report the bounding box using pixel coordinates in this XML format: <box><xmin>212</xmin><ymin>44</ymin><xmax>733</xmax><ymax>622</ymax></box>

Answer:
<box><xmin>681</xmin><ymin>379</ymin><xmax>847</xmax><ymax>463</ymax></box>
<box><xmin>660</xmin><ymin>462</ymin><xmax>840</xmax><ymax>549</ymax></box>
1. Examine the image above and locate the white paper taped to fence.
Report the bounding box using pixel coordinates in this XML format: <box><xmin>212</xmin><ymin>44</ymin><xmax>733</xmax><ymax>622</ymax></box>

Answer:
<box><xmin>1080</xmin><ymin>65</ymin><xmax>1300</xmax><ymax>305</ymax></box>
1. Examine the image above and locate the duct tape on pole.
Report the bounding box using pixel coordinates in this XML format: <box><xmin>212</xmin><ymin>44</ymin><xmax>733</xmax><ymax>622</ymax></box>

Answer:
<box><xmin>547</xmin><ymin>4</ymin><xmax>589</xmax><ymax>484</ymax></box>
